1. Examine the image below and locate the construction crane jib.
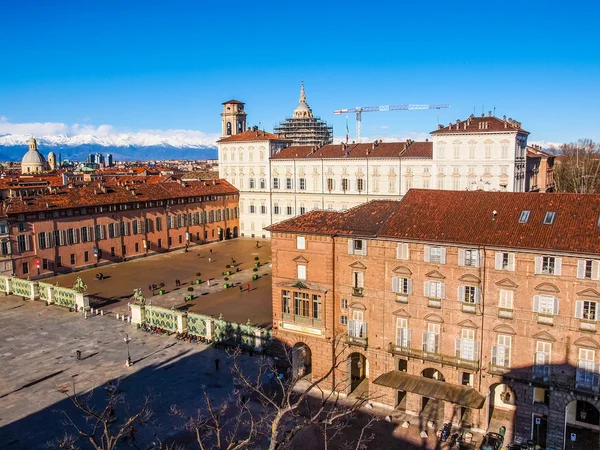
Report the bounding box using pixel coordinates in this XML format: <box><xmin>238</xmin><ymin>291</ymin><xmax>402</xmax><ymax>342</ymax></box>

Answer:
<box><xmin>334</xmin><ymin>104</ymin><xmax>450</xmax><ymax>143</ymax></box>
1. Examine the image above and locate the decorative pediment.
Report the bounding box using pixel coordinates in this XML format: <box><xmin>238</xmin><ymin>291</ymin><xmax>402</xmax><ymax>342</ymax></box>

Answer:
<box><xmin>534</xmin><ymin>283</ymin><xmax>560</xmax><ymax>293</ymax></box>
<box><xmin>458</xmin><ymin>319</ymin><xmax>478</xmax><ymax>329</ymax></box>
<box><xmin>459</xmin><ymin>274</ymin><xmax>481</xmax><ymax>284</ymax></box>
<box><xmin>286</xmin><ymin>169</ymin><xmax>293</xmax><ymax>177</ymax></box>
<box><xmin>425</xmin><ymin>270</ymin><xmax>445</xmax><ymax>280</ymax></box>
<box><xmin>350</xmin><ymin>301</ymin><xmax>366</xmax><ymax>311</ymax></box>
<box><xmin>342</xmin><ymin>167</ymin><xmax>349</xmax><ymax>177</ymax></box>
<box><xmin>249</xmin><ymin>168</ymin><xmax>255</xmax><ymax>176</ymax></box>
<box><xmin>276</xmin><ymin>280</ymin><xmax>327</xmax><ymax>293</ymax></box>
<box><xmin>248</xmin><ymin>146</ymin><xmax>255</xmax><ymax>151</ymax></box>
<box><xmin>424</xmin><ymin>313</ymin><xmax>444</xmax><ymax>323</ymax></box>
<box><xmin>349</xmin><ymin>261</ymin><xmax>367</xmax><ymax>270</ymax></box>
<box><xmin>574</xmin><ymin>337</ymin><xmax>600</xmax><ymax>349</ymax></box>
<box><xmin>272</xmin><ymin>168</ymin><xmax>279</xmax><ymax>176</ymax></box>
<box><xmin>356</xmin><ymin>169</ymin><xmax>364</xmax><ymax>177</ymax></box>
<box><xmin>393</xmin><ymin>308</ymin><xmax>411</xmax><ymax>318</ymax></box>
<box><xmin>493</xmin><ymin>324</ymin><xmax>516</xmax><ymax>335</ymax></box>
<box><xmin>259</xmin><ymin>169</ymin><xmax>266</xmax><ymax>176</ymax></box>
<box><xmin>326</xmin><ymin>168</ymin><xmax>334</xmax><ymax>176</ymax></box>
<box><xmin>577</xmin><ymin>288</ymin><xmax>600</xmax><ymax>299</ymax></box>
<box><xmin>496</xmin><ymin>278</ymin><xmax>519</xmax><ymax>289</ymax></box>
<box><xmin>393</xmin><ymin>266</ymin><xmax>412</xmax><ymax>275</ymax></box>
<box><xmin>298</xmin><ymin>169</ymin><xmax>306</xmax><ymax>177</ymax></box>
<box><xmin>313</xmin><ymin>167</ymin><xmax>320</xmax><ymax>175</ymax></box>
<box><xmin>452</xmin><ymin>139</ymin><xmax>462</xmax><ymax>144</ymax></box>
<box><xmin>532</xmin><ymin>331</ymin><xmax>555</xmax><ymax>342</ymax></box>
<box><xmin>293</xmin><ymin>255</ymin><xmax>308</xmax><ymax>264</ymax></box>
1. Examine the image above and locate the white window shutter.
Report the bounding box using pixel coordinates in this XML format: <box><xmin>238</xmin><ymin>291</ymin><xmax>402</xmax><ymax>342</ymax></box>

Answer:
<box><xmin>554</xmin><ymin>258</ymin><xmax>562</xmax><ymax>276</ymax></box>
<box><xmin>404</xmin><ymin>243</ymin><xmax>410</xmax><ymax>260</ymax></box>
<box><xmin>440</xmin><ymin>283</ymin><xmax>446</xmax><ymax>299</ymax></box>
<box><xmin>495</xmin><ymin>253</ymin><xmax>502</xmax><ymax>270</ymax></box>
<box><xmin>593</xmin><ymin>261</ymin><xmax>600</xmax><ymax>281</ymax></box>
<box><xmin>392</xmin><ymin>277</ymin><xmax>399</xmax><ymax>293</ymax></box>
<box><xmin>362</xmin><ymin>241</ymin><xmax>368</xmax><ymax>256</ymax></box>
<box><xmin>458</xmin><ymin>249</ymin><xmax>465</xmax><ymax>266</ymax></box>
<box><xmin>407</xmin><ymin>279</ymin><xmax>413</xmax><ymax>295</ymax></box>
<box><xmin>396</xmin><ymin>244</ymin><xmax>402</xmax><ymax>260</ymax></box>
<box><xmin>475</xmin><ymin>288</ymin><xmax>482</xmax><ymax>304</ymax></box>
<box><xmin>575</xmin><ymin>300</ymin><xmax>583</xmax><ymax>319</ymax></box>
<box><xmin>492</xmin><ymin>345</ymin><xmax>498</xmax><ymax>365</ymax></box>
<box><xmin>508</xmin><ymin>253</ymin><xmax>515</xmax><ymax>271</ymax></box>
<box><xmin>458</xmin><ymin>286</ymin><xmax>465</xmax><ymax>302</ymax></box>
<box><xmin>440</xmin><ymin>248</ymin><xmax>447</xmax><ymax>264</ymax></box>
<box><xmin>424</xmin><ymin>245</ymin><xmax>431</xmax><ymax>263</ymax></box>
<box><xmin>533</xmin><ymin>295</ymin><xmax>540</xmax><ymax>312</ymax></box>
<box><xmin>476</xmin><ymin>250</ymin><xmax>482</xmax><ymax>268</ymax></box>
<box><xmin>455</xmin><ymin>338</ymin><xmax>461</xmax><ymax>357</ymax></box>
<box><xmin>553</xmin><ymin>297</ymin><xmax>559</xmax><ymax>315</ymax></box>
<box><xmin>424</xmin><ymin>281</ymin><xmax>430</xmax><ymax>297</ymax></box>
<box><xmin>348</xmin><ymin>239</ymin><xmax>354</xmax><ymax>255</ymax></box>
<box><xmin>534</xmin><ymin>256</ymin><xmax>542</xmax><ymax>274</ymax></box>
<box><xmin>577</xmin><ymin>260</ymin><xmax>586</xmax><ymax>279</ymax></box>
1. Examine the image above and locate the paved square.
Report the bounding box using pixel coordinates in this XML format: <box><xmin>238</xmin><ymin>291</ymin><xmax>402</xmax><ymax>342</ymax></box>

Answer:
<box><xmin>43</xmin><ymin>238</ymin><xmax>273</xmax><ymax>327</ymax></box>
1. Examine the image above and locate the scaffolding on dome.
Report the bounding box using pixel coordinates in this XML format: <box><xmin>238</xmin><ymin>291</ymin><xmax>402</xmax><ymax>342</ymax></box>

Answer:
<box><xmin>274</xmin><ymin>117</ymin><xmax>333</xmax><ymax>147</ymax></box>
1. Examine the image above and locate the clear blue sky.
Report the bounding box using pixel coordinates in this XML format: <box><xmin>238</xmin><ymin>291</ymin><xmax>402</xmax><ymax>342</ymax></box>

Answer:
<box><xmin>2</xmin><ymin>0</ymin><xmax>599</xmax><ymax>143</ymax></box>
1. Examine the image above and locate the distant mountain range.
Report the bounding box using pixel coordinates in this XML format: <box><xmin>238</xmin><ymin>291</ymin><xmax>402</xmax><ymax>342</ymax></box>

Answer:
<box><xmin>0</xmin><ymin>133</ymin><xmax>219</xmax><ymax>161</ymax></box>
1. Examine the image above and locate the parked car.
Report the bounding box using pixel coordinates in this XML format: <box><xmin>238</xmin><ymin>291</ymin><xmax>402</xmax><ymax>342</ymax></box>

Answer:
<box><xmin>479</xmin><ymin>432</ymin><xmax>504</xmax><ymax>450</ymax></box>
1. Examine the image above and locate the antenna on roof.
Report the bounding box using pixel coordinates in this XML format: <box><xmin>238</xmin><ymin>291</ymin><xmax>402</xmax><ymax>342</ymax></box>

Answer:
<box><xmin>493</xmin><ymin>106</ymin><xmax>496</xmax><ymax>117</ymax></box>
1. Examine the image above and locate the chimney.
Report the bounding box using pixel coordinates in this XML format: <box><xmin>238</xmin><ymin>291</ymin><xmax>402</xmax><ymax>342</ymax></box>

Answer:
<box><xmin>492</xmin><ymin>210</ymin><xmax>497</xmax><ymax>220</ymax></box>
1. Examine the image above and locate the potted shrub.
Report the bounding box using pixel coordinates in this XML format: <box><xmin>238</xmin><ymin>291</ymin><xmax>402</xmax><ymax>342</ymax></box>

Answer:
<box><xmin>253</xmin><ymin>274</ymin><xmax>259</xmax><ymax>280</ymax></box>
<box><xmin>159</xmin><ymin>282</ymin><xmax>165</xmax><ymax>288</ymax></box>
<box><xmin>196</xmin><ymin>272</ymin><xmax>201</xmax><ymax>277</ymax></box>
<box><xmin>187</xmin><ymin>287</ymin><xmax>194</xmax><ymax>292</ymax></box>
<box><xmin>253</xmin><ymin>268</ymin><xmax>258</xmax><ymax>272</ymax></box>
<box><xmin>159</xmin><ymin>289</ymin><xmax>165</xmax><ymax>295</ymax></box>
<box><xmin>224</xmin><ymin>277</ymin><xmax>229</xmax><ymax>281</ymax></box>
<box><xmin>226</xmin><ymin>264</ymin><xmax>230</xmax><ymax>268</ymax></box>
<box><xmin>196</xmin><ymin>279</ymin><xmax>201</xmax><ymax>284</ymax></box>
<box><xmin>254</xmin><ymin>256</ymin><xmax>259</xmax><ymax>261</ymax></box>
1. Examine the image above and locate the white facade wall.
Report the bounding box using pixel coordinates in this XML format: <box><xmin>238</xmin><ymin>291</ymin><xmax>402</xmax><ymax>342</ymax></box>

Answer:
<box><xmin>218</xmin><ymin>129</ymin><xmax>528</xmax><ymax>238</ymax></box>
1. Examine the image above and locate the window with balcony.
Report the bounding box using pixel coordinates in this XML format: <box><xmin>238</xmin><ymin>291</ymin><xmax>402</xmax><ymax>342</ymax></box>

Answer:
<box><xmin>576</xmin><ymin>348</ymin><xmax>600</xmax><ymax>392</ymax></box>
<box><xmin>459</xmin><ymin>285</ymin><xmax>480</xmax><ymax>313</ymax></box>
<box><xmin>294</xmin><ymin>292</ymin><xmax>310</xmax><ymax>319</ymax></box>
<box><xmin>533</xmin><ymin>341</ymin><xmax>551</xmax><ymax>381</ymax></box>
<box><xmin>424</xmin><ymin>245</ymin><xmax>446</xmax><ymax>264</ymax></box>
<box><xmin>348</xmin><ymin>239</ymin><xmax>367</xmax><ymax>256</ymax></box>
<box><xmin>459</xmin><ymin>249</ymin><xmax>480</xmax><ymax>267</ymax></box>
<box><xmin>396</xmin><ymin>318</ymin><xmax>411</xmax><ymax>348</ymax></box>
<box><xmin>455</xmin><ymin>328</ymin><xmax>478</xmax><ymax>362</ymax></box>
<box><xmin>535</xmin><ymin>256</ymin><xmax>562</xmax><ymax>276</ymax></box>
<box><xmin>422</xmin><ymin>323</ymin><xmax>440</xmax><ymax>354</ymax></box>
<box><xmin>491</xmin><ymin>335</ymin><xmax>512</xmax><ymax>374</ymax></box>
<box><xmin>533</xmin><ymin>295</ymin><xmax>558</xmax><ymax>324</ymax></box>
<box><xmin>352</xmin><ymin>271</ymin><xmax>364</xmax><ymax>296</ymax></box>
<box><xmin>348</xmin><ymin>310</ymin><xmax>367</xmax><ymax>346</ymax></box>
<box><xmin>495</xmin><ymin>252</ymin><xmax>515</xmax><ymax>271</ymax></box>
<box><xmin>392</xmin><ymin>276</ymin><xmax>412</xmax><ymax>302</ymax></box>
<box><xmin>576</xmin><ymin>300</ymin><xmax>598</xmax><ymax>331</ymax></box>
<box><xmin>578</xmin><ymin>259</ymin><xmax>599</xmax><ymax>280</ymax></box>
<box><xmin>498</xmin><ymin>289</ymin><xmax>514</xmax><ymax>318</ymax></box>
<box><xmin>424</xmin><ymin>281</ymin><xmax>445</xmax><ymax>308</ymax></box>
<box><xmin>296</xmin><ymin>236</ymin><xmax>306</xmax><ymax>250</ymax></box>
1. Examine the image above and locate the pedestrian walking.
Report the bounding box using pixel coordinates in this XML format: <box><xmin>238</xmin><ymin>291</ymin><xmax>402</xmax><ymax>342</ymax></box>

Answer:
<box><xmin>256</xmin><ymin>240</ymin><xmax>259</xmax><ymax>248</ymax></box>
<box><xmin>207</xmin><ymin>279</ymin><xmax>210</xmax><ymax>287</ymax></box>
<box><xmin>215</xmin><ymin>358</ymin><xmax>220</xmax><ymax>371</ymax></box>
<box><xmin>247</xmin><ymin>283</ymin><xmax>250</xmax><ymax>292</ymax></box>
<box><xmin>76</xmin><ymin>350</ymin><xmax>82</xmax><ymax>361</ymax></box>
<box><xmin>210</xmin><ymin>248</ymin><xmax>213</xmax><ymax>255</ymax></box>
<box><xmin>239</xmin><ymin>285</ymin><xmax>243</xmax><ymax>293</ymax></box>
<box><xmin>208</xmin><ymin>257</ymin><xmax>212</xmax><ymax>263</ymax></box>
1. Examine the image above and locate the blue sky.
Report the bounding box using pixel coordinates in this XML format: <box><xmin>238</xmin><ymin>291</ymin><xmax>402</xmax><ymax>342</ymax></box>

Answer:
<box><xmin>1</xmin><ymin>0</ymin><xmax>599</xmax><ymax>144</ymax></box>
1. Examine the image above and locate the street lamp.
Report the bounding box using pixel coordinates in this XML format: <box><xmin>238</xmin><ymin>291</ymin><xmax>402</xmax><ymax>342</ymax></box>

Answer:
<box><xmin>124</xmin><ymin>334</ymin><xmax>132</xmax><ymax>367</ymax></box>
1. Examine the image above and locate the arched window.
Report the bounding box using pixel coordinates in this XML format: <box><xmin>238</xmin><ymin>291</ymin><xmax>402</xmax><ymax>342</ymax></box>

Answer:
<box><xmin>226</xmin><ymin>122</ymin><xmax>232</xmax><ymax>135</ymax></box>
<box><xmin>238</xmin><ymin>122</ymin><xmax>243</xmax><ymax>133</ymax></box>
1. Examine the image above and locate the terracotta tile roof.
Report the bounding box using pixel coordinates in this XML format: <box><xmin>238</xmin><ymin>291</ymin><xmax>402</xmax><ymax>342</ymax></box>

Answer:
<box><xmin>3</xmin><ymin>179</ymin><xmax>238</xmax><ymax>215</ymax></box>
<box><xmin>431</xmin><ymin>114</ymin><xmax>529</xmax><ymax>135</ymax></box>
<box><xmin>270</xmin><ymin>190</ymin><xmax>600</xmax><ymax>255</ymax></box>
<box><xmin>217</xmin><ymin>129</ymin><xmax>291</xmax><ymax>143</ymax></box>
<box><xmin>267</xmin><ymin>201</ymin><xmax>401</xmax><ymax>236</ymax></box>
<box><xmin>270</xmin><ymin>141</ymin><xmax>432</xmax><ymax>160</ymax></box>
<box><xmin>222</xmin><ymin>99</ymin><xmax>245</xmax><ymax>105</ymax></box>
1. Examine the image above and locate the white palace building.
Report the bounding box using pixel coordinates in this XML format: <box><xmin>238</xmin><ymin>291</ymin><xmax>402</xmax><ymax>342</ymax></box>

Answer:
<box><xmin>217</xmin><ymin>93</ymin><xmax>529</xmax><ymax>238</ymax></box>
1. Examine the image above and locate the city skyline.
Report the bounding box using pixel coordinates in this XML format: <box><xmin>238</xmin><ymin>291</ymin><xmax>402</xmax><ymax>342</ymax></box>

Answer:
<box><xmin>1</xmin><ymin>1</ymin><xmax>598</xmax><ymax>146</ymax></box>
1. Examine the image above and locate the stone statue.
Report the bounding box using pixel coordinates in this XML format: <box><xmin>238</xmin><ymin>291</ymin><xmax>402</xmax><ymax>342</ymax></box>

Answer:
<box><xmin>72</xmin><ymin>277</ymin><xmax>87</xmax><ymax>293</ymax></box>
<box><xmin>132</xmin><ymin>288</ymin><xmax>146</xmax><ymax>305</ymax></box>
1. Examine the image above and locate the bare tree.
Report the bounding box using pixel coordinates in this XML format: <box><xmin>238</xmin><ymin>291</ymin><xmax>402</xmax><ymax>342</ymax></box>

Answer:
<box><xmin>177</xmin><ymin>334</ymin><xmax>379</xmax><ymax>450</ymax></box>
<box><xmin>552</xmin><ymin>139</ymin><xmax>600</xmax><ymax>193</ymax></box>
<box><xmin>47</xmin><ymin>380</ymin><xmax>153</xmax><ymax>450</ymax></box>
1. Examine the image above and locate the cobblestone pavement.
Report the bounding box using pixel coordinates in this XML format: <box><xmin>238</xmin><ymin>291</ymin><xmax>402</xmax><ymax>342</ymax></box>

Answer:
<box><xmin>43</xmin><ymin>238</ymin><xmax>273</xmax><ymax>326</ymax></box>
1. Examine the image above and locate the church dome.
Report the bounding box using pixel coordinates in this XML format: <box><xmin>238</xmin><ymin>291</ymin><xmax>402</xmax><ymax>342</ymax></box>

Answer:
<box><xmin>21</xmin><ymin>137</ymin><xmax>47</xmax><ymax>173</ymax></box>
<box><xmin>22</xmin><ymin>149</ymin><xmax>46</xmax><ymax>165</ymax></box>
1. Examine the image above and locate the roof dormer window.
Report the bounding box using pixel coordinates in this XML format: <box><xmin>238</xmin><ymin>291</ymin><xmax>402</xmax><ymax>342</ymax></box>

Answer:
<box><xmin>519</xmin><ymin>210</ymin><xmax>530</xmax><ymax>223</ymax></box>
<box><xmin>543</xmin><ymin>212</ymin><xmax>556</xmax><ymax>225</ymax></box>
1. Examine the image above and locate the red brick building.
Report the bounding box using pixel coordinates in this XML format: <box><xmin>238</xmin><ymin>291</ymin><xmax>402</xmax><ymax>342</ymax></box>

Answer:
<box><xmin>268</xmin><ymin>190</ymin><xmax>600</xmax><ymax>449</ymax></box>
<box><xmin>3</xmin><ymin>179</ymin><xmax>239</xmax><ymax>278</ymax></box>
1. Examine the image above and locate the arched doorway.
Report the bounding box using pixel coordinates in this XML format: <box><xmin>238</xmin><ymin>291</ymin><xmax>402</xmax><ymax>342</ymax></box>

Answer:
<box><xmin>226</xmin><ymin>227</ymin><xmax>232</xmax><ymax>239</ymax></box>
<box><xmin>233</xmin><ymin>226</ymin><xmax>238</xmax><ymax>238</ymax></box>
<box><xmin>565</xmin><ymin>400</ymin><xmax>600</xmax><ymax>449</ymax></box>
<box><xmin>420</xmin><ymin>368</ymin><xmax>445</xmax><ymax>423</ymax></box>
<box><xmin>347</xmin><ymin>353</ymin><xmax>368</xmax><ymax>397</ymax></box>
<box><xmin>292</xmin><ymin>343</ymin><xmax>312</xmax><ymax>380</ymax></box>
<box><xmin>487</xmin><ymin>383</ymin><xmax>517</xmax><ymax>443</ymax></box>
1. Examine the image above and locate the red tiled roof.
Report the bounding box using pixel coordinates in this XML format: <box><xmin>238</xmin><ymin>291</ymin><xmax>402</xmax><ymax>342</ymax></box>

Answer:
<box><xmin>270</xmin><ymin>141</ymin><xmax>432</xmax><ymax>160</ymax></box>
<box><xmin>217</xmin><ymin>129</ymin><xmax>291</xmax><ymax>143</ymax></box>
<box><xmin>267</xmin><ymin>201</ymin><xmax>401</xmax><ymax>236</ymax></box>
<box><xmin>3</xmin><ymin>179</ymin><xmax>238</xmax><ymax>215</ymax></box>
<box><xmin>270</xmin><ymin>190</ymin><xmax>600</xmax><ymax>255</ymax></box>
<box><xmin>222</xmin><ymin>99</ymin><xmax>245</xmax><ymax>105</ymax></box>
<box><xmin>431</xmin><ymin>115</ymin><xmax>529</xmax><ymax>135</ymax></box>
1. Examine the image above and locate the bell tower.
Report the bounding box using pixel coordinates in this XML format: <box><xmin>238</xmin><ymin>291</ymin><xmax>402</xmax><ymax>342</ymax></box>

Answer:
<box><xmin>221</xmin><ymin>100</ymin><xmax>247</xmax><ymax>137</ymax></box>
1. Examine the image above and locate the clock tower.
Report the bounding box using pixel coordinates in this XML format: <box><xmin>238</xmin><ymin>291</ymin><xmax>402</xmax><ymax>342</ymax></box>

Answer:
<box><xmin>221</xmin><ymin>100</ymin><xmax>247</xmax><ymax>137</ymax></box>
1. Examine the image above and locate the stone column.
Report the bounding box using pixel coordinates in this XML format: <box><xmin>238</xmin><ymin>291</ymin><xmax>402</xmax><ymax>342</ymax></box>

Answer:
<box><xmin>176</xmin><ymin>312</ymin><xmax>187</xmax><ymax>333</ymax></box>
<box><xmin>47</xmin><ymin>286</ymin><xmax>55</xmax><ymax>304</ymax></box>
<box><xmin>75</xmin><ymin>293</ymin><xmax>89</xmax><ymax>310</ymax></box>
<box><xmin>129</xmin><ymin>304</ymin><xmax>146</xmax><ymax>325</ymax></box>
<box><xmin>206</xmin><ymin>318</ymin><xmax>214</xmax><ymax>341</ymax></box>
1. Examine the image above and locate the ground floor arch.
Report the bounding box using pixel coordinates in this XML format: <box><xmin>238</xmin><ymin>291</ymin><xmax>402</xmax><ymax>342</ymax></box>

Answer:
<box><xmin>565</xmin><ymin>400</ymin><xmax>600</xmax><ymax>449</ymax></box>
<box><xmin>487</xmin><ymin>383</ymin><xmax>517</xmax><ymax>442</ymax></box>
<box><xmin>232</xmin><ymin>226</ymin><xmax>238</xmax><ymax>238</ymax></box>
<box><xmin>420</xmin><ymin>368</ymin><xmax>445</xmax><ymax>421</ymax></box>
<box><xmin>347</xmin><ymin>352</ymin><xmax>369</xmax><ymax>397</ymax></box>
<box><xmin>292</xmin><ymin>343</ymin><xmax>312</xmax><ymax>380</ymax></box>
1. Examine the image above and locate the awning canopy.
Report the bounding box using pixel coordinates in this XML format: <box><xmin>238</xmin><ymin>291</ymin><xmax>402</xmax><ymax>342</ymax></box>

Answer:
<box><xmin>373</xmin><ymin>370</ymin><xmax>485</xmax><ymax>409</ymax></box>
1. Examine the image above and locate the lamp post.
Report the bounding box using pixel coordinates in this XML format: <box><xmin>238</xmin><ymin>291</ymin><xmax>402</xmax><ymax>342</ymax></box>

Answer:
<box><xmin>124</xmin><ymin>334</ymin><xmax>132</xmax><ymax>367</ymax></box>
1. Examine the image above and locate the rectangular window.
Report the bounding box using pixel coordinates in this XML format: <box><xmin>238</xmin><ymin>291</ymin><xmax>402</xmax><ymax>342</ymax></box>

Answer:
<box><xmin>425</xmin><ymin>281</ymin><xmax>445</xmax><ymax>299</ymax></box>
<box><xmin>425</xmin><ymin>245</ymin><xmax>446</xmax><ymax>264</ymax></box>
<box><xmin>260</xmin><ymin>178</ymin><xmax>265</xmax><ymax>189</ymax></box>
<box><xmin>348</xmin><ymin>238</ymin><xmax>367</xmax><ymax>256</ymax></box>
<box><xmin>312</xmin><ymin>295</ymin><xmax>322</xmax><ymax>320</ymax></box>
<box><xmin>392</xmin><ymin>277</ymin><xmax>412</xmax><ymax>295</ymax></box>
<box><xmin>495</xmin><ymin>252</ymin><xmax>515</xmax><ymax>271</ymax></box>
<box><xmin>294</xmin><ymin>292</ymin><xmax>310</xmax><ymax>317</ymax></box>
<box><xmin>282</xmin><ymin>290</ymin><xmax>291</xmax><ymax>314</ymax></box>
<box><xmin>578</xmin><ymin>260</ymin><xmax>599</xmax><ymax>280</ymax></box>
<box><xmin>463</xmin><ymin>286</ymin><xmax>477</xmax><ymax>303</ymax></box>
<box><xmin>327</xmin><ymin>178</ymin><xmax>334</xmax><ymax>191</ymax></box>
<box><xmin>84</xmin><ymin>251</ymin><xmax>89</xmax><ymax>263</ymax></box>
<box><xmin>22</xmin><ymin>262</ymin><xmax>28</xmax><ymax>274</ymax></box>
<box><xmin>273</xmin><ymin>178</ymin><xmax>280</xmax><ymax>189</ymax></box>
<box><xmin>111</xmin><ymin>247</ymin><xmax>115</xmax><ymax>257</ymax></box>
<box><xmin>42</xmin><ymin>258</ymin><xmax>48</xmax><ymax>270</ymax></box>
<box><xmin>492</xmin><ymin>335</ymin><xmax>512</xmax><ymax>368</ymax></box>
<box><xmin>249</xmin><ymin>178</ymin><xmax>255</xmax><ymax>189</ymax></box>
<box><xmin>539</xmin><ymin>256</ymin><xmax>559</xmax><ymax>275</ymax></box>
<box><xmin>299</xmin><ymin>178</ymin><xmax>306</xmax><ymax>190</ymax></box>
<box><xmin>261</xmin><ymin>205</ymin><xmax>266</xmax><ymax>214</ymax></box>
<box><xmin>286</xmin><ymin>206</ymin><xmax>293</xmax><ymax>215</ymax></box>
<box><xmin>423</xmin><ymin>323</ymin><xmax>440</xmax><ymax>353</ymax></box>
<box><xmin>297</xmin><ymin>264</ymin><xmax>306</xmax><ymax>280</ymax></box>
<box><xmin>543</xmin><ymin>212</ymin><xmax>556</xmax><ymax>225</ymax></box>
<box><xmin>396</xmin><ymin>318</ymin><xmax>410</xmax><ymax>347</ymax></box>
<box><xmin>70</xmin><ymin>254</ymin><xmax>75</xmax><ymax>265</ymax></box>
<box><xmin>296</xmin><ymin>236</ymin><xmax>306</xmax><ymax>250</ymax></box>
<box><xmin>286</xmin><ymin>178</ymin><xmax>293</xmax><ymax>190</ymax></box>
<box><xmin>158</xmin><ymin>238</ymin><xmax>162</xmax><ymax>248</ymax></box>
<box><xmin>357</xmin><ymin>178</ymin><xmax>364</xmax><ymax>192</ymax></box>
<box><xmin>576</xmin><ymin>300</ymin><xmax>598</xmax><ymax>321</ymax></box>
<box><xmin>534</xmin><ymin>295</ymin><xmax>558</xmax><ymax>315</ymax></box>
<box><xmin>499</xmin><ymin>289</ymin><xmax>514</xmax><ymax>309</ymax></box>
<box><xmin>340</xmin><ymin>315</ymin><xmax>348</xmax><ymax>325</ymax></box>
<box><xmin>156</xmin><ymin>217</ymin><xmax>162</xmax><ymax>231</ymax></box>
<box><xmin>348</xmin><ymin>310</ymin><xmax>366</xmax><ymax>338</ymax></box>
<box><xmin>352</xmin><ymin>271</ymin><xmax>364</xmax><ymax>289</ymax></box>
<box><xmin>135</xmin><ymin>243</ymin><xmax>139</xmax><ymax>252</ymax></box>
<box><xmin>341</xmin><ymin>178</ymin><xmax>349</xmax><ymax>191</ymax></box>
<box><xmin>341</xmin><ymin>298</ymin><xmax>348</xmax><ymax>310</ymax></box>
<box><xmin>519</xmin><ymin>210</ymin><xmax>531</xmax><ymax>223</ymax></box>
<box><xmin>249</xmin><ymin>205</ymin><xmax>255</xmax><ymax>214</ymax></box>
<box><xmin>396</xmin><ymin>243</ymin><xmax>410</xmax><ymax>260</ymax></box>
<box><xmin>274</xmin><ymin>204</ymin><xmax>280</xmax><ymax>215</ymax></box>
<box><xmin>18</xmin><ymin>222</ymin><xmax>27</xmax><ymax>232</ymax></box>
